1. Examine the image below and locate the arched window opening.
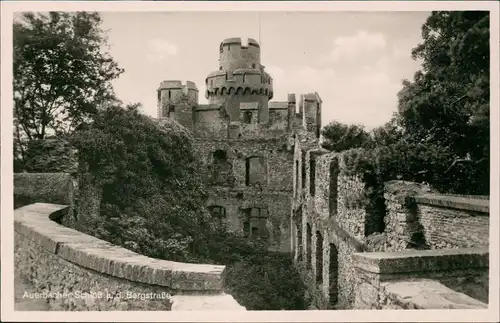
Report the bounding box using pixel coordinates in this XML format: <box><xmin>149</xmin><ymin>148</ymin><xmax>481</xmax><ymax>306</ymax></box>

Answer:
<box><xmin>211</xmin><ymin>150</ymin><xmax>234</xmax><ymax>186</ymax></box>
<box><xmin>329</xmin><ymin>243</ymin><xmax>339</xmax><ymax>308</ymax></box>
<box><xmin>310</xmin><ymin>156</ymin><xmax>316</xmax><ymax>196</ymax></box>
<box><xmin>301</xmin><ymin>152</ymin><xmax>306</xmax><ymax>189</ymax></box>
<box><xmin>208</xmin><ymin>205</ymin><xmax>226</xmax><ymax>219</ymax></box>
<box><xmin>213</xmin><ymin>149</ymin><xmax>227</xmax><ymax>161</ymax></box>
<box><xmin>306</xmin><ymin>223</ymin><xmax>312</xmax><ymax>269</ymax></box>
<box><xmin>316</xmin><ymin>231</ymin><xmax>323</xmax><ymax>284</ymax></box>
<box><xmin>243</xmin><ymin>111</ymin><xmax>252</xmax><ymax>124</ymax></box>
<box><xmin>295</xmin><ymin>160</ymin><xmax>299</xmax><ymax>193</ymax></box>
<box><xmin>242</xmin><ymin>207</ymin><xmax>268</xmax><ymax>240</ymax></box>
<box><xmin>245</xmin><ymin>156</ymin><xmax>266</xmax><ymax>186</ymax></box>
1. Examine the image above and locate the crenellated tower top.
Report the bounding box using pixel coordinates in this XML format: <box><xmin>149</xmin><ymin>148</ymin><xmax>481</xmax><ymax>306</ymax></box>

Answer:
<box><xmin>205</xmin><ymin>37</ymin><xmax>274</xmax><ymax>105</ymax></box>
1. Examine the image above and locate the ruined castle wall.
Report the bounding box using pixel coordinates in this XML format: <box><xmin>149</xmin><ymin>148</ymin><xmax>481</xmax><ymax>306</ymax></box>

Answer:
<box><xmin>193</xmin><ymin>109</ymin><xmax>228</xmax><ymax>139</ymax></box>
<box><xmin>292</xmin><ymin>141</ymin><xmax>491</xmax><ymax>310</ymax></box>
<box><xmin>15</xmin><ymin>203</ymin><xmax>245</xmax><ymax>311</ymax></box>
<box><xmin>295</xmin><ymin>148</ymin><xmax>371</xmax><ymax>309</ymax></box>
<box><xmin>336</xmin><ymin>174</ymin><xmax>366</xmax><ymax>240</ymax></box>
<box><xmin>194</xmin><ymin>138</ymin><xmax>293</xmax><ymax>252</ymax></box>
<box><xmin>194</xmin><ymin>138</ymin><xmax>293</xmax><ymax>190</ymax></box>
<box><xmin>268</xmin><ymin>108</ymin><xmax>288</xmax><ymax>132</ymax></box>
<box><xmin>414</xmin><ymin>195</ymin><xmax>489</xmax><ymax>249</ymax></box>
<box><xmin>352</xmin><ymin>248</ymin><xmax>489</xmax><ymax>309</ymax></box>
<box><xmin>381</xmin><ymin>181</ymin><xmax>490</xmax><ymax>250</ymax></box>
<box><xmin>206</xmin><ymin>188</ymin><xmax>291</xmax><ymax>252</ymax></box>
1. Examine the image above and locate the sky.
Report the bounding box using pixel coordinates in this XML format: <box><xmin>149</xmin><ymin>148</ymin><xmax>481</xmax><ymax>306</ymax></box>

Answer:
<box><xmin>101</xmin><ymin>11</ymin><xmax>429</xmax><ymax>130</ymax></box>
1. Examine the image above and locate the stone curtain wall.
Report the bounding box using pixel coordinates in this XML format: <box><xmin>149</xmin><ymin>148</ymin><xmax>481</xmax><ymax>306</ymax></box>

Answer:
<box><xmin>292</xmin><ymin>145</ymin><xmax>491</xmax><ymax>310</ymax></box>
<box><xmin>336</xmin><ymin>174</ymin><xmax>366</xmax><ymax>240</ymax></box>
<box><xmin>14</xmin><ymin>203</ymin><xmax>245</xmax><ymax>311</ymax></box>
<box><xmin>295</xmin><ymin>150</ymin><xmax>372</xmax><ymax>310</ymax></box>
<box><xmin>414</xmin><ymin>194</ymin><xmax>489</xmax><ymax>249</ymax></box>
<box><xmin>352</xmin><ymin>248</ymin><xmax>489</xmax><ymax>309</ymax></box>
<box><xmin>207</xmin><ymin>187</ymin><xmax>291</xmax><ymax>251</ymax></box>
<box><xmin>382</xmin><ymin>181</ymin><xmax>489</xmax><ymax>250</ymax></box>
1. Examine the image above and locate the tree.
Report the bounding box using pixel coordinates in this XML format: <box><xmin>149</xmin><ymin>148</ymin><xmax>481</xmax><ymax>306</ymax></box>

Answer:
<box><xmin>395</xmin><ymin>11</ymin><xmax>489</xmax><ymax>194</ymax></box>
<box><xmin>369</xmin><ymin>114</ymin><xmax>403</xmax><ymax>147</ymax></box>
<box><xmin>23</xmin><ymin>137</ymin><xmax>77</xmax><ymax>173</ymax></box>
<box><xmin>13</xmin><ymin>12</ymin><xmax>123</xmax><ymax>167</ymax></box>
<box><xmin>71</xmin><ymin>103</ymin><xmax>212</xmax><ymax>261</ymax></box>
<box><xmin>398</xmin><ymin>11</ymin><xmax>489</xmax><ymax>162</ymax></box>
<box><xmin>321</xmin><ymin>121</ymin><xmax>372</xmax><ymax>152</ymax></box>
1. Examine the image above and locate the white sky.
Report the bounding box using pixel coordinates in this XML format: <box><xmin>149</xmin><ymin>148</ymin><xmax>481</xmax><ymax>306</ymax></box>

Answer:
<box><xmin>101</xmin><ymin>11</ymin><xmax>429</xmax><ymax>129</ymax></box>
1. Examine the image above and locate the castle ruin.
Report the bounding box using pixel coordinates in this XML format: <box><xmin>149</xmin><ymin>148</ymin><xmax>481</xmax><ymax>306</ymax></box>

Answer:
<box><xmin>156</xmin><ymin>37</ymin><xmax>321</xmax><ymax>252</ymax></box>
<box><xmin>11</xmin><ymin>37</ymin><xmax>490</xmax><ymax>313</ymax></box>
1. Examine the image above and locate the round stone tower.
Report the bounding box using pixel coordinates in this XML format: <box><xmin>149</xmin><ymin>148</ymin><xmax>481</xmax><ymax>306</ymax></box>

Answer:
<box><xmin>205</xmin><ymin>37</ymin><xmax>273</xmax><ymax>123</ymax></box>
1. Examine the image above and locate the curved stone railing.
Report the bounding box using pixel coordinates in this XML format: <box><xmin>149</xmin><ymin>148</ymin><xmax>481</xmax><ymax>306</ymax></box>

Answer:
<box><xmin>14</xmin><ymin>203</ymin><xmax>245</xmax><ymax>311</ymax></box>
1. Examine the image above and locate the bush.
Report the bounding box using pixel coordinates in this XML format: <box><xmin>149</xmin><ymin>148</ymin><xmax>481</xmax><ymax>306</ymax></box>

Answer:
<box><xmin>14</xmin><ymin>173</ymin><xmax>74</xmax><ymax>209</ymax></box>
<box><xmin>223</xmin><ymin>251</ymin><xmax>307</xmax><ymax>310</ymax></box>
<box><xmin>70</xmin><ymin>104</ymin><xmax>307</xmax><ymax>310</ymax></box>
<box><xmin>71</xmin><ymin>104</ymin><xmax>212</xmax><ymax>261</ymax></box>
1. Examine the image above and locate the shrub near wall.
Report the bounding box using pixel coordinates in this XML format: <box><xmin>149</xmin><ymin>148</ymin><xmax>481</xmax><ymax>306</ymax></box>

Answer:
<box><xmin>69</xmin><ymin>105</ymin><xmax>306</xmax><ymax>310</ymax></box>
<box><xmin>14</xmin><ymin>173</ymin><xmax>75</xmax><ymax>209</ymax></box>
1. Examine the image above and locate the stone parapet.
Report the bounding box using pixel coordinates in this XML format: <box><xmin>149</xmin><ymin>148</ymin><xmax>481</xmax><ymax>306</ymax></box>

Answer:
<box><xmin>14</xmin><ymin>203</ymin><xmax>246</xmax><ymax>311</ymax></box>
<box><xmin>352</xmin><ymin>248</ymin><xmax>489</xmax><ymax>309</ymax></box>
<box><xmin>414</xmin><ymin>194</ymin><xmax>489</xmax><ymax>213</ymax></box>
<box><xmin>381</xmin><ymin>181</ymin><xmax>489</xmax><ymax>250</ymax></box>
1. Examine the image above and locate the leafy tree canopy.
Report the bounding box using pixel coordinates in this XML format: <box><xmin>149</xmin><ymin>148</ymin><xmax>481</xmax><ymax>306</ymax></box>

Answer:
<box><xmin>320</xmin><ymin>121</ymin><xmax>372</xmax><ymax>151</ymax></box>
<box><xmin>320</xmin><ymin>11</ymin><xmax>489</xmax><ymax>195</ymax></box>
<box><xmin>398</xmin><ymin>11</ymin><xmax>489</xmax><ymax>161</ymax></box>
<box><xmin>13</xmin><ymin>11</ymin><xmax>123</xmax><ymax>169</ymax></box>
<box><xmin>71</xmin><ymin>104</ymin><xmax>213</xmax><ymax>261</ymax></box>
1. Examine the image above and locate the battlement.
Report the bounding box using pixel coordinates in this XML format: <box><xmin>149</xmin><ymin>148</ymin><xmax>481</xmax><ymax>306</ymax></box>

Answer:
<box><xmin>301</xmin><ymin>92</ymin><xmax>322</xmax><ymax>103</ymax></box>
<box><xmin>269</xmin><ymin>102</ymin><xmax>288</xmax><ymax>110</ymax></box>
<box><xmin>220</xmin><ymin>37</ymin><xmax>260</xmax><ymax>49</ymax></box>
<box><xmin>159</xmin><ymin>80</ymin><xmax>198</xmax><ymax>92</ymax></box>
<box><xmin>205</xmin><ymin>69</ymin><xmax>273</xmax><ymax>100</ymax></box>
<box><xmin>218</xmin><ymin>37</ymin><xmax>262</xmax><ymax>72</ymax></box>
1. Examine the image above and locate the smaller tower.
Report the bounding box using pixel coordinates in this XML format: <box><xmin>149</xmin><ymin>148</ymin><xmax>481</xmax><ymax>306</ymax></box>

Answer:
<box><xmin>157</xmin><ymin>80</ymin><xmax>198</xmax><ymax>131</ymax></box>
<box><xmin>301</xmin><ymin>92</ymin><xmax>322</xmax><ymax>139</ymax></box>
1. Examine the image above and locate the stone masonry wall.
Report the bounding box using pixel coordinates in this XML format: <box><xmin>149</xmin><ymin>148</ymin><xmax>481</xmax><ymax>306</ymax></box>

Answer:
<box><xmin>207</xmin><ymin>187</ymin><xmax>291</xmax><ymax>252</ymax></box>
<box><xmin>14</xmin><ymin>203</ymin><xmax>245</xmax><ymax>311</ymax></box>
<box><xmin>295</xmin><ymin>150</ymin><xmax>371</xmax><ymax>310</ymax></box>
<box><xmin>414</xmin><ymin>194</ymin><xmax>489</xmax><ymax>249</ymax></box>
<box><xmin>292</xmin><ymin>144</ymin><xmax>491</xmax><ymax>311</ymax></box>
<box><xmin>336</xmin><ymin>174</ymin><xmax>366</xmax><ymax>240</ymax></box>
<box><xmin>374</xmin><ymin>180</ymin><xmax>437</xmax><ymax>251</ymax></box>
<box><xmin>194</xmin><ymin>136</ymin><xmax>294</xmax><ymax>252</ymax></box>
<box><xmin>352</xmin><ymin>248</ymin><xmax>489</xmax><ymax>309</ymax></box>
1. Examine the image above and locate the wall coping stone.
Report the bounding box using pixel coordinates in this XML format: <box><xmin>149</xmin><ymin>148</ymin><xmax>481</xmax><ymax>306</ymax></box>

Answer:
<box><xmin>382</xmin><ymin>279</ymin><xmax>487</xmax><ymax>309</ymax></box>
<box><xmin>352</xmin><ymin>247</ymin><xmax>489</xmax><ymax>274</ymax></box>
<box><xmin>413</xmin><ymin>194</ymin><xmax>489</xmax><ymax>214</ymax></box>
<box><xmin>15</xmin><ymin>203</ymin><xmax>226</xmax><ymax>293</ymax></box>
